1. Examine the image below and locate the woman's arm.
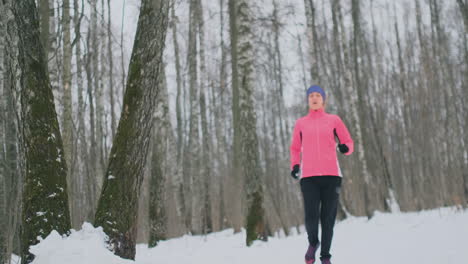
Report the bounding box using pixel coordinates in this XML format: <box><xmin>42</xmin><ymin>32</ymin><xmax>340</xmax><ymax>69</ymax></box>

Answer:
<box><xmin>335</xmin><ymin>116</ymin><xmax>354</xmax><ymax>155</ymax></box>
<box><xmin>290</xmin><ymin>120</ymin><xmax>302</xmax><ymax>168</ymax></box>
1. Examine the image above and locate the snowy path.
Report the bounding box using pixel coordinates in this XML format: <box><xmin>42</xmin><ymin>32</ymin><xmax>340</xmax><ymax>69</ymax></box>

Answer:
<box><xmin>19</xmin><ymin>207</ymin><xmax>468</xmax><ymax>264</ymax></box>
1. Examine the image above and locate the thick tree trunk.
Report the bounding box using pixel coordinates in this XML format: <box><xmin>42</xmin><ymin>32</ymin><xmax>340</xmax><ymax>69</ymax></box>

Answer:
<box><xmin>94</xmin><ymin>0</ymin><xmax>169</xmax><ymax>259</ymax></box>
<box><xmin>12</xmin><ymin>0</ymin><xmax>72</xmax><ymax>263</ymax></box>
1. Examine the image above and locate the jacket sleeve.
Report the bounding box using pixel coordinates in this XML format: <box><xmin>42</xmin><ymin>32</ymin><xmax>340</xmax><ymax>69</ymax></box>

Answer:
<box><xmin>335</xmin><ymin>115</ymin><xmax>354</xmax><ymax>156</ymax></box>
<box><xmin>290</xmin><ymin>120</ymin><xmax>302</xmax><ymax>169</ymax></box>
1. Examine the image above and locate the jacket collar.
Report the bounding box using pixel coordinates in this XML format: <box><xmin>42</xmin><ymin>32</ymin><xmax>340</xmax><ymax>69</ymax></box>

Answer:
<box><xmin>308</xmin><ymin>107</ymin><xmax>325</xmax><ymax>118</ymax></box>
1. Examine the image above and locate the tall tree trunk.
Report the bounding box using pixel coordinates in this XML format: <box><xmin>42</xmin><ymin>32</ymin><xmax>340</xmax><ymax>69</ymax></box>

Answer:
<box><xmin>97</xmin><ymin>0</ymin><xmax>106</xmax><ymax>180</ymax></box>
<box><xmin>3</xmin><ymin>69</ymin><xmax>21</xmax><ymax>264</ymax></box>
<box><xmin>184</xmin><ymin>0</ymin><xmax>203</xmax><ymax>234</ymax></box>
<box><xmin>304</xmin><ymin>0</ymin><xmax>321</xmax><ymax>84</ymax></box>
<box><xmin>38</xmin><ymin>0</ymin><xmax>49</xmax><ymax>61</ymax></box>
<box><xmin>148</xmin><ymin>63</ymin><xmax>169</xmax><ymax>247</ymax></box>
<box><xmin>73</xmin><ymin>0</ymin><xmax>92</xmax><ymax>224</ymax></box>
<box><xmin>456</xmin><ymin>0</ymin><xmax>468</xmax><ymax>201</ymax></box>
<box><xmin>85</xmin><ymin>24</ymin><xmax>99</xmax><ymax>221</ymax></box>
<box><xmin>2</xmin><ymin>2</ymin><xmax>22</xmax><ymax>261</ymax></box>
<box><xmin>88</xmin><ymin>0</ymin><xmax>100</xmax><ymax>217</ymax></box>
<box><xmin>214</xmin><ymin>0</ymin><xmax>228</xmax><ymax>232</ymax></box>
<box><xmin>90</xmin><ymin>0</ymin><xmax>104</xmax><ymax>185</ymax></box>
<box><xmin>196</xmin><ymin>0</ymin><xmax>213</xmax><ymax>235</ymax></box>
<box><xmin>234</xmin><ymin>0</ymin><xmax>267</xmax><ymax>246</ymax></box>
<box><xmin>61</xmin><ymin>0</ymin><xmax>75</xmax><ymax>228</ymax></box>
<box><xmin>94</xmin><ymin>0</ymin><xmax>169</xmax><ymax>259</ymax></box>
<box><xmin>108</xmin><ymin>0</ymin><xmax>116</xmax><ymax>139</ymax></box>
<box><xmin>228</xmin><ymin>0</ymin><xmax>243</xmax><ymax>233</ymax></box>
<box><xmin>350</xmin><ymin>0</ymin><xmax>380</xmax><ymax>217</ymax></box>
<box><xmin>0</xmin><ymin>4</ymin><xmax>6</xmax><ymax>258</ymax></box>
<box><xmin>170</xmin><ymin>0</ymin><xmax>184</xmax><ymax>161</ymax></box>
<box><xmin>12</xmin><ymin>0</ymin><xmax>72</xmax><ymax>263</ymax></box>
<box><xmin>272</xmin><ymin>1</ymin><xmax>289</xmax><ymax>155</ymax></box>
<box><xmin>47</xmin><ymin>0</ymin><xmax>59</xmax><ymax>95</ymax></box>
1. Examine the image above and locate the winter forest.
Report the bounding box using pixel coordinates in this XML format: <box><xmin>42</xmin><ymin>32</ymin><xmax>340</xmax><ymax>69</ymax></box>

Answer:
<box><xmin>0</xmin><ymin>0</ymin><xmax>467</xmax><ymax>263</ymax></box>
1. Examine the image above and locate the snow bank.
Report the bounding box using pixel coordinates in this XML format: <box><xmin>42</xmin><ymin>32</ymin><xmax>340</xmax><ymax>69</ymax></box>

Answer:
<box><xmin>28</xmin><ymin>223</ymin><xmax>132</xmax><ymax>264</ymax></box>
<box><xmin>14</xmin><ymin>207</ymin><xmax>468</xmax><ymax>264</ymax></box>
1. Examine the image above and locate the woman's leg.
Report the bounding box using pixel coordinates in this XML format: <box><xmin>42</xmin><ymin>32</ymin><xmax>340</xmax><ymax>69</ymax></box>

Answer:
<box><xmin>319</xmin><ymin>176</ymin><xmax>342</xmax><ymax>260</ymax></box>
<box><xmin>300</xmin><ymin>177</ymin><xmax>321</xmax><ymax>246</ymax></box>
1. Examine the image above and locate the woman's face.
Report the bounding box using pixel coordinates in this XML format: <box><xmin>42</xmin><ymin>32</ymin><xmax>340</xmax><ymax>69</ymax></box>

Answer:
<box><xmin>308</xmin><ymin>92</ymin><xmax>324</xmax><ymax>110</ymax></box>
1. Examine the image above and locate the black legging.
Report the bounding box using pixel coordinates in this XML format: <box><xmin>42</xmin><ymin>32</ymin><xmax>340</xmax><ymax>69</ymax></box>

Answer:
<box><xmin>300</xmin><ymin>176</ymin><xmax>342</xmax><ymax>260</ymax></box>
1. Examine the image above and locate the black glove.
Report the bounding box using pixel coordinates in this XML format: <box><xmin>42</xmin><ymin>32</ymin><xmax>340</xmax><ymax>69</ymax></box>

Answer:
<box><xmin>290</xmin><ymin>164</ymin><xmax>300</xmax><ymax>179</ymax></box>
<box><xmin>338</xmin><ymin>144</ymin><xmax>349</xmax><ymax>154</ymax></box>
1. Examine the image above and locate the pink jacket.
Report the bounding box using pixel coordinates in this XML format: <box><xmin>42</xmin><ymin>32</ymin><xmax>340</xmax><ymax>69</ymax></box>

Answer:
<box><xmin>290</xmin><ymin>108</ymin><xmax>354</xmax><ymax>178</ymax></box>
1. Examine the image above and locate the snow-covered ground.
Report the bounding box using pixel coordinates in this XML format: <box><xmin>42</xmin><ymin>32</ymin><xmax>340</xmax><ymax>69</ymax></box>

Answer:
<box><xmin>12</xmin><ymin>207</ymin><xmax>468</xmax><ymax>264</ymax></box>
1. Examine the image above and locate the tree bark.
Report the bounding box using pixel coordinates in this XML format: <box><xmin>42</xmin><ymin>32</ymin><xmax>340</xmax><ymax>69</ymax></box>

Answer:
<box><xmin>61</xmin><ymin>0</ymin><xmax>76</xmax><ymax>228</ymax></box>
<box><xmin>108</xmin><ymin>0</ymin><xmax>116</xmax><ymax>139</ymax></box>
<box><xmin>12</xmin><ymin>0</ymin><xmax>72</xmax><ymax>262</ymax></box>
<box><xmin>148</xmin><ymin>63</ymin><xmax>168</xmax><ymax>247</ymax></box>
<box><xmin>170</xmin><ymin>0</ymin><xmax>184</xmax><ymax>161</ymax></box>
<box><xmin>94</xmin><ymin>0</ymin><xmax>169</xmax><ymax>259</ymax></box>
<box><xmin>196</xmin><ymin>0</ymin><xmax>213</xmax><ymax>235</ymax></box>
<box><xmin>234</xmin><ymin>0</ymin><xmax>267</xmax><ymax>246</ymax></box>
<box><xmin>0</xmin><ymin>5</ymin><xmax>6</xmax><ymax>257</ymax></box>
<box><xmin>228</xmin><ymin>0</ymin><xmax>243</xmax><ymax>233</ymax></box>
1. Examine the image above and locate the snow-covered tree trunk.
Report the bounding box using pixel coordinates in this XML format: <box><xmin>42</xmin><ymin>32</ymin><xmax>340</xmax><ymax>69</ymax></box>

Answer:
<box><xmin>12</xmin><ymin>0</ymin><xmax>72</xmax><ymax>263</ymax></box>
<box><xmin>94</xmin><ymin>0</ymin><xmax>169</xmax><ymax>259</ymax></box>
<box><xmin>234</xmin><ymin>0</ymin><xmax>267</xmax><ymax>246</ymax></box>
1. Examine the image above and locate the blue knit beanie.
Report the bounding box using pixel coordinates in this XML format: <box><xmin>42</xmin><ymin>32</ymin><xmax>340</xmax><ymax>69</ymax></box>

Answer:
<box><xmin>307</xmin><ymin>85</ymin><xmax>326</xmax><ymax>101</ymax></box>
